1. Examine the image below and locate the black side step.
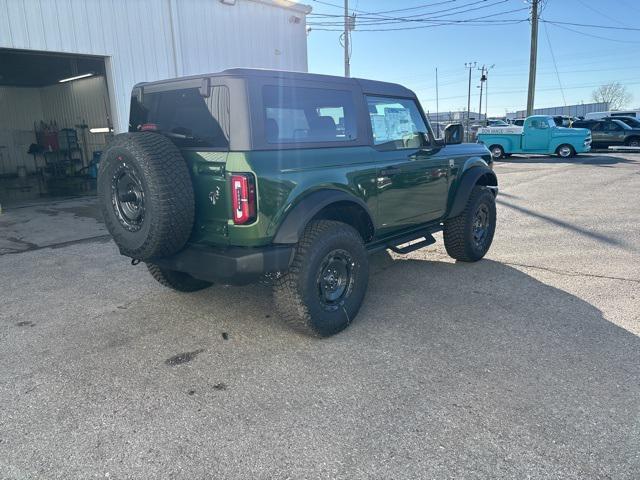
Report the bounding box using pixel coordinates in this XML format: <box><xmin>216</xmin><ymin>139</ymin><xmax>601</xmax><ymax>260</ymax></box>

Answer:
<box><xmin>388</xmin><ymin>234</ymin><xmax>436</xmax><ymax>254</ymax></box>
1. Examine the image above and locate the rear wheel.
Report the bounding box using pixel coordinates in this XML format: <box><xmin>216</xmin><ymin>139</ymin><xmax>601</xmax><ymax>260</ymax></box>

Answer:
<box><xmin>147</xmin><ymin>263</ymin><xmax>213</xmax><ymax>292</ymax></box>
<box><xmin>489</xmin><ymin>145</ymin><xmax>504</xmax><ymax>159</ymax></box>
<box><xmin>274</xmin><ymin>220</ymin><xmax>369</xmax><ymax>337</ymax></box>
<box><xmin>625</xmin><ymin>136</ymin><xmax>640</xmax><ymax>147</ymax></box>
<box><xmin>556</xmin><ymin>144</ymin><xmax>575</xmax><ymax>158</ymax></box>
<box><xmin>443</xmin><ymin>186</ymin><xmax>496</xmax><ymax>262</ymax></box>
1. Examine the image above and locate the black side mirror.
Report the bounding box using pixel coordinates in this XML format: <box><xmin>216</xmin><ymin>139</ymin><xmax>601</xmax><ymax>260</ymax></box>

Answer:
<box><xmin>444</xmin><ymin>123</ymin><xmax>463</xmax><ymax>145</ymax></box>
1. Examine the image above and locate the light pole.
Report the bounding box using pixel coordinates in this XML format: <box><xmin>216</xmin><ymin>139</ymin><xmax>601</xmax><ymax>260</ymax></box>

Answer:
<box><xmin>344</xmin><ymin>0</ymin><xmax>350</xmax><ymax>77</ymax></box>
<box><xmin>435</xmin><ymin>67</ymin><xmax>440</xmax><ymax>137</ymax></box>
<box><xmin>465</xmin><ymin>62</ymin><xmax>477</xmax><ymax>142</ymax></box>
<box><xmin>527</xmin><ymin>0</ymin><xmax>539</xmax><ymax>116</ymax></box>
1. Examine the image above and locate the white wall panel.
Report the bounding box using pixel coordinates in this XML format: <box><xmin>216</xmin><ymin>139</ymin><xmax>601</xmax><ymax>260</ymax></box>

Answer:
<box><xmin>0</xmin><ymin>86</ymin><xmax>42</xmax><ymax>174</ymax></box>
<box><xmin>0</xmin><ymin>77</ymin><xmax>110</xmax><ymax>174</ymax></box>
<box><xmin>0</xmin><ymin>0</ymin><xmax>310</xmax><ymax>133</ymax></box>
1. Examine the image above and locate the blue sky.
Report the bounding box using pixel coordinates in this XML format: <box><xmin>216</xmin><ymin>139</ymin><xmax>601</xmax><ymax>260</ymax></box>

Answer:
<box><xmin>306</xmin><ymin>0</ymin><xmax>640</xmax><ymax>116</ymax></box>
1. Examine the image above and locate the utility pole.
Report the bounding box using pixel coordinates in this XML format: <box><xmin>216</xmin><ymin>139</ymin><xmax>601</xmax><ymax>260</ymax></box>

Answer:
<box><xmin>344</xmin><ymin>0</ymin><xmax>350</xmax><ymax>77</ymax></box>
<box><xmin>435</xmin><ymin>67</ymin><xmax>440</xmax><ymax>137</ymax></box>
<box><xmin>478</xmin><ymin>65</ymin><xmax>486</xmax><ymax>125</ymax></box>
<box><xmin>526</xmin><ymin>0</ymin><xmax>539</xmax><ymax>116</ymax></box>
<box><xmin>465</xmin><ymin>62</ymin><xmax>476</xmax><ymax>142</ymax></box>
<box><xmin>485</xmin><ymin>74</ymin><xmax>489</xmax><ymax>120</ymax></box>
<box><xmin>481</xmin><ymin>64</ymin><xmax>494</xmax><ymax>122</ymax></box>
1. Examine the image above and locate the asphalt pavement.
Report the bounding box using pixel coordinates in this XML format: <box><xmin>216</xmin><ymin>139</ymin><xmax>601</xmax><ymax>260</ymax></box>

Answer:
<box><xmin>1</xmin><ymin>153</ymin><xmax>639</xmax><ymax>479</ymax></box>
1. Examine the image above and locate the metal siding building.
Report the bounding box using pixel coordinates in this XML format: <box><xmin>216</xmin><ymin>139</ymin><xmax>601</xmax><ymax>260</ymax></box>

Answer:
<box><xmin>506</xmin><ymin>102</ymin><xmax>610</xmax><ymax>120</ymax></box>
<box><xmin>0</xmin><ymin>0</ymin><xmax>310</xmax><ymax>133</ymax></box>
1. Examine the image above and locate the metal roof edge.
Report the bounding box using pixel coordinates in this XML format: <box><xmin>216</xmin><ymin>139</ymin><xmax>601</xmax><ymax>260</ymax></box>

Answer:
<box><xmin>246</xmin><ymin>0</ymin><xmax>312</xmax><ymax>15</ymax></box>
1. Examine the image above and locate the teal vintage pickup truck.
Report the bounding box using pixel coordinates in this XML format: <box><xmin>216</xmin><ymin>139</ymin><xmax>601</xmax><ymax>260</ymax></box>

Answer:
<box><xmin>477</xmin><ymin>115</ymin><xmax>591</xmax><ymax>159</ymax></box>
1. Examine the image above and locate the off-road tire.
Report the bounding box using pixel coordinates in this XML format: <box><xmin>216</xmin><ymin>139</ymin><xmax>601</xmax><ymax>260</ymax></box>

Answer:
<box><xmin>443</xmin><ymin>185</ymin><xmax>496</xmax><ymax>262</ymax></box>
<box><xmin>273</xmin><ymin>220</ymin><xmax>369</xmax><ymax>337</ymax></box>
<box><xmin>146</xmin><ymin>263</ymin><xmax>212</xmax><ymax>292</ymax></box>
<box><xmin>98</xmin><ymin>132</ymin><xmax>194</xmax><ymax>260</ymax></box>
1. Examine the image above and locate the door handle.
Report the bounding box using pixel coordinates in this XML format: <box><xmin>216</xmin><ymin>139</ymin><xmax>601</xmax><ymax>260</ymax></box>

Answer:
<box><xmin>380</xmin><ymin>167</ymin><xmax>400</xmax><ymax>176</ymax></box>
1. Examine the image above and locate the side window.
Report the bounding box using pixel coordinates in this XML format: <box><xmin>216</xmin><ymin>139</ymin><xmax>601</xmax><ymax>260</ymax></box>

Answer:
<box><xmin>529</xmin><ymin>118</ymin><xmax>549</xmax><ymax>130</ymax></box>
<box><xmin>607</xmin><ymin>122</ymin><xmax>622</xmax><ymax>131</ymax></box>
<box><xmin>365</xmin><ymin>96</ymin><xmax>429</xmax><ymax>150</ymax></box>
<box><xmin>131</xmin><ymin>85</ymin><xmax>230</xmax><ymax>149</ymax></box>
<box><xmin>262</xmin><ymin>85</ymin><xmax>357</xmax><ymax>144</ymax></box>
<box><xmin>591</xmin><ymin>122</ymin><xmax>603</xmax><ymax>132</ymax></box>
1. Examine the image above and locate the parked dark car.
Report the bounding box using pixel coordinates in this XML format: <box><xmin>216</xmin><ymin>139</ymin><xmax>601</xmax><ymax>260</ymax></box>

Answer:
<box><xmin>572</xmin><ymin>119</ymin><xmax>597</xmax><ymax>129</ymax></box>
<box><xmin>576</xmin><ymin>119</ymin><xmax>640</xmax><ymax>147</ymax></box>
<box><xmin>604</xmin><ymin>115</ymin><xmax>640</xmax><ymax>129</ymax></box>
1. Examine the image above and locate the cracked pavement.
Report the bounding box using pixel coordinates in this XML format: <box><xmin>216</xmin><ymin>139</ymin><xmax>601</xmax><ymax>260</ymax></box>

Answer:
<box><xmin>0</xmin><ymin>153</ymin><xmax>639</xmax><ymax>479</ymax></box>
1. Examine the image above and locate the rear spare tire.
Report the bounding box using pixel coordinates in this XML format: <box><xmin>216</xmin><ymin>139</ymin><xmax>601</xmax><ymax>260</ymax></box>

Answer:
<box><xmin>98</xmin><ymin>132</ymin><xmax>194</xmax><ymax>260</ymax></box>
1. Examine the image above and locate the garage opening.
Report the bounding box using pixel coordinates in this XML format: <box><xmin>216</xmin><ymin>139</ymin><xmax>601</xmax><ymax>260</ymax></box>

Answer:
<box><xmin>0</xmin><ymin>48</ymin><xmax>112</xmax><ymax>209</ymax></box>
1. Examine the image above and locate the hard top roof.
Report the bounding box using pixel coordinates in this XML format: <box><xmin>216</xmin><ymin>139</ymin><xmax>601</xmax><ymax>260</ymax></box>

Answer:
<box><xmin>135</xmin><ymin>68</ymin><xmax>416</xmax><ymax>98</ymax></box>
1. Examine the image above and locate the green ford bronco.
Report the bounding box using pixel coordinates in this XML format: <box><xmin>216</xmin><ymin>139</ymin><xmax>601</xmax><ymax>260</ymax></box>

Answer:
<box><xmin>98</xmin><ymin>69</ymin><xmax>498</xmax><ymax>337</ymax></box>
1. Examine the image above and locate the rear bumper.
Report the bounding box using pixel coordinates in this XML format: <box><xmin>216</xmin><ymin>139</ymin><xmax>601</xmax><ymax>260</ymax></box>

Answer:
<box><xmin>149</xmin><ymin>243</ymin><xmax>295</xmax><ymax>285</ymax></box>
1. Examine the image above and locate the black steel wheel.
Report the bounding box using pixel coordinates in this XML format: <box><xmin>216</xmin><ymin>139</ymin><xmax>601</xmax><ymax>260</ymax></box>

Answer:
<box><xmin>274</xmin><ymin>220</ymin><xmax>369</xmax><ymax>337</ymax></box>
<box><xmin>472</xmin><ymin>203</ymin><xmax>491</xmax><ymax>251</ymax></box>
<box><xmin>317</xmin><ymin>249</ymin><xmax>356</xmax><ymax>311</ymax></box>
<box><xmin>111</xmin><ymin>162</ymin><xmax>146</xmax><ymax>232</ymax></box>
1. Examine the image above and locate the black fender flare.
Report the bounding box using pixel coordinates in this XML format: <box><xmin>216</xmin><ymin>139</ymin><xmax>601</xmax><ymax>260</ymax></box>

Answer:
<box><xmin>273</xmin><ymin>190</ymin><xmax>374</xmax><ymax>244</ymax></box>
<box><xmin>449</xmin><ymin>166</ymin><xmax>498</xmax><ymax>218</ymax></box>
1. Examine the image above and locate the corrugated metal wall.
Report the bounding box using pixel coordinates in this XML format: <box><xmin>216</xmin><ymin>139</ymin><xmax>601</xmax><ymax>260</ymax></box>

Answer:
<box><xmin>0</xmin><ymin>76</ymin><xmax>109</xmax><ymax>174</ymax></box>
<box><xmin>0</xmin><ymin>0</ymin><xmax>309</xmax><ymax>133</ymax></box>
<box><xmin>508</xmin><ymin>102</ymin><xmax>610</xmax><ymax>119</ymax></box>
<box><xmin>40</xmin><ymin>76</ymin><xmax>111</xmax><ymax>164</ymax></box>
<box><xmin>0</xmin><ymin>86</ymin><xmax>43</xmax><ymax>175</ymax></box>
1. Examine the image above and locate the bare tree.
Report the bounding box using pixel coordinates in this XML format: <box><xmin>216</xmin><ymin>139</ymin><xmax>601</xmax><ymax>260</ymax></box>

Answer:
<box><xmin>591</xmin><ymin>82</ymin><xmax>633</xmax><ymax>110</ymax></box>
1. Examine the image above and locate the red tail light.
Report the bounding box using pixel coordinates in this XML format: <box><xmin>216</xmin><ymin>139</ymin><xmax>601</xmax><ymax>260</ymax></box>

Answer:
<box><xmin>231</xmin><ymin>174</ymin><xmax>256</xmax><ymax>224</ymax></box>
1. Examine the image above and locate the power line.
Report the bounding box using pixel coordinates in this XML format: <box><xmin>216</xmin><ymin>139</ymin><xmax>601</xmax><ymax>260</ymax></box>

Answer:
<box><xmin>542</xmin><ymin>19</ymin><xmax>640</xmax><ymax>32</ymax></box>
<box><xmin>542</xmin><ymin>21</ymin><xmax>566</xmax><ymax>106</ymax></box>
<box><xmin>418</xmin><ymin>77</ymin><xmax>640</xmax><ymax>102</ymax></box>
<box><xmin>308</xmin><ymin>0</ymin><xmax>519</xmax><ymax>28</ymax></box>
<box><xmin>544</xmin><ymin>21</ymin><xmax>640</xmax><ymax>44</ymax></box>
<box><xmin>574</xmin><ymin>0</ymin><xmax>634</xmax><ymax>29</ymax></box>
<box><xmin>315</xmin><ymin>0</ymin><xmax>510</xmax><ymax>25</ymax></box>
<box><xmin>309</xmin><ymin>7</ymin><xmax>529</xmax><ymax>31</ymax></box>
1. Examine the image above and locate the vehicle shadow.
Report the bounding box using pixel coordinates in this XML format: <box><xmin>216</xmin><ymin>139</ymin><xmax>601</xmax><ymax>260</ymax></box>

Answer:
<box><xmin>3</xmin><ymin>247</ymin><xmax>639</xmax><ymax>477</ymax></box>
<box><xmin>497</xmin><ymin>154</ymin><xmax>637</xmax><ymax>165</ymax></box>
<box><xmin>352</xmin><ymin>253</ymin><xmax>639</xmax><ymax>474</ymax></box>
<box><xmin>496</xmin><ymin>198</ymin><xmax>635</xmax><ymax>250</ymax></box>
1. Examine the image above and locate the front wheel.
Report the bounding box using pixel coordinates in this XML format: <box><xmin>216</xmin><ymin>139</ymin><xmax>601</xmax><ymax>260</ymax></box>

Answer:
<box><xmin>443</xmin><ymin>186</ymin><xmax>497</xmax><ymax>262</ymax></box>
<box><xmin>274</xmin><ymin>220</ymin><xmax>369</xmax><ymax>337</ymax></box>
<box><xmin>625</xmin><ymin>137</ymin><xmax>640</xmax><ymax>147</ymax></box>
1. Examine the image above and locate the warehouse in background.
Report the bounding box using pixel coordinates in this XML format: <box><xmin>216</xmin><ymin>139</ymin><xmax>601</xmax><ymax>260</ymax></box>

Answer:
<box><xmin>506</xmin><ymin>102</ymin><xmax>609</xmax><ymax>120</ymax></box>
<box><xmin>0</xmin><ymin>0</ymin><xmax>310</xmax><ymax>207</ymax></box>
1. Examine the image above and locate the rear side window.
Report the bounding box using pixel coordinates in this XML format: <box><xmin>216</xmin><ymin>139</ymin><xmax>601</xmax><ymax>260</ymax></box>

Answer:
<box><xmin>365</xmin><ymin>96</ymin><xmax>429</xmax><ymax>150</ymax></box>
<box><xmin>129</xmin><ymin>85</ymin><xmax>230</xmax><ymax>149</ymax></box>
<box><xmin>262</xmin><ymin>85</ymin><xmax>357</xmax><ymax>144</ymax></box>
